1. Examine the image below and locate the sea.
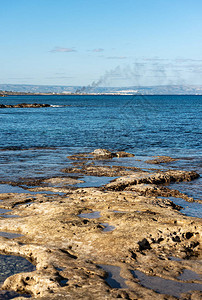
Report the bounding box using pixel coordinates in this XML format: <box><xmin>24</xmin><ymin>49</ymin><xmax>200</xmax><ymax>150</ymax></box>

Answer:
<box><xmin>0</xmin><ymin>94</ymin><xmax>201</xmax><ymax>300</ymax></box>
<box><xmin>0</xmin><ymin>95</ymin><xmax>201</xmax><ymax>209</ymax></box>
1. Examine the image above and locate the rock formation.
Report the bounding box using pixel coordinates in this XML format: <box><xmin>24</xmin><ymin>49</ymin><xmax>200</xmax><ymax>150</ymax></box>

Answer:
<box><xmin>0</xmin><ymin>150</ymin><xmax>201</xmax><ymax>299</ymax></box>
<box><xmin>0</xmin><ymin>103</ymin><xmax>51</xmax><ymax>108</ymax></box>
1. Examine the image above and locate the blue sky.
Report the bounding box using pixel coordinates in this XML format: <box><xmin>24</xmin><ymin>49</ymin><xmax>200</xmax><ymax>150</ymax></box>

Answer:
<box><xmin>1</xmin><ymin>0</ymin><xmax>202</xmax><ymax>86</ymax></box>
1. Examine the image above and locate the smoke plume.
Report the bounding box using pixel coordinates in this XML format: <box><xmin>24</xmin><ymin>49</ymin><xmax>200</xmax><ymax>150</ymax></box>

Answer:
<box><xmin>76</xmin><ymin>60</ymin><xmax>187</xmax><ymax>93</ymax></box>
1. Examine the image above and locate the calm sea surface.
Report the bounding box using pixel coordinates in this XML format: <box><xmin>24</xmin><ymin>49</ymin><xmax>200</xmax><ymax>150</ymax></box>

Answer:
<box><xmin>0</xmin><ymin>95</ymin><xmax>201</xmax><ymax>202</ymax></box>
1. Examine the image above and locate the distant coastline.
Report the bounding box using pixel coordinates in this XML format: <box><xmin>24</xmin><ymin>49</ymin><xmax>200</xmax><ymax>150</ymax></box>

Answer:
<box><xmin>1</xmin><ymin>84</ymin><xmax>202</xmax><ymax>96</ymax></box>
<box><xmin>1</xmin><ymin>91</ymin><xmax>202</xmax><ymax>96</ymax></box>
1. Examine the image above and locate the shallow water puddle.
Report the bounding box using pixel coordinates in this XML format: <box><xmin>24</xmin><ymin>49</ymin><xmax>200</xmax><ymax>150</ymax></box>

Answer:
<box><xmin>169</xmin><ymin>256</ymin><xmax>182</xmax><ymax>261</ymax></box>
<box><xmin>171</xmin><ymin>177</ymin><xmax>202</xmax><ymax>201</ymax></box>
<box><xmin>77</xmin><ymin>176</ymin><xmax>118</xmax><ymax>188</ymax></box>
<box><xmin>0</xmin><ymin>254</ymin><xmax>36</xmax><ymax>283</ymax></box>
<box><xmin>0</xmin><ymin>208</ymin><xmax>11</xmax><ymax>214</ymax></box>
<box><xmin>158</xmin><ymin>196</ymin><xmax>202</xmax><ymax>218</ymax></box>
<box><xmin>0</xmin><ymin>208</ymin><xmax>18</xmax><ymax>218</ymax></box>
<box><xmin>99</xmin><ymin>265</ymin><xmax>128</xmax><ymax>289</ymax></box>
<box><xmin>100</xmin><ymin>223</ymin><xmax>116</xmax><ymax>232</ymax></box>
<box><xmin>0</xmin><ymin>214</ymin><xmax>19</xmax><ymax>218</ymax></box>
<box><xmin>0</xmin><ymin>184</ymin><xmax>28</xmax><ymax>194</ymax></box>
<box><xmin>131</xmin><ymin>269</ymin><xmax>202</xmax><ymax>297</ymax></box>
<box><xmin>15</xmin><ymin>201</ymin><xmax>33</xmax><ymax>207</ymax></box>
<box><xmin>79</xmin><ymin>211</ymin><xmax>101</xmax><ymax>219</ymax></box>
<box><xmin>0</xmin><ymin>183</ymin><xmax>64</xmax><ymax>196</ymax></box>
<box><xmin>178</xmin><ymin>269</ymin><xmax>202</xmax><ymax>281</ymax></box>
<box><xmin>29</xmin><ymin>190</ymin><xmax>65</xmax><ymax>196</ymax></box>
<box><xmin>0</xmin><ymin>232</ymin><xmax>23</xmax><ymax>239</ymax></box>
<box><xmin>0</xmin><ymin>254</ymin><xmax>35</xmax><ymax>299</ymax></box>
<box><xmin>0</xmin><ymin>290</ymin><xmax>31</xmax><ymax>299</ymax></box>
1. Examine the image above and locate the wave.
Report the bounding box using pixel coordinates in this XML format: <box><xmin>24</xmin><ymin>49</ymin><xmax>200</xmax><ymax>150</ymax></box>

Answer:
<box><xmin>50</xmin><ymin>105</ymin><xmax>72</xmax><ymax>107</ymax></box>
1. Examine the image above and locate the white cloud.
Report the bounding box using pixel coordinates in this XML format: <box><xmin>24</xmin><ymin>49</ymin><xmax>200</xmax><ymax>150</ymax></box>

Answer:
<box><xmin>93</xmin><ymin>48</ymin><xmax>104</xmax><ymax>52</ymax></box>
<box><xmin>143</xmin><ymin>57</ymin><xmax>169</xmax><ymax>62</ymax></box>
<box><xmin>50</xmin><ymin>47</ymin><xmax>77</xmax><ymax>53</ymax></box>
<box><xmin>175</xmin><ymin>58</ymin><xmax>202</xmax><ymax>63</ymax></box>
<box><xmin>46</xmin><ymin>76</ymin><xmax>74</xmax><ymax>79</ymax></box>
<box><xmin>106</xmin><ymin>56</ymin><xmax>127</xmax><ymax>60</ymax></box>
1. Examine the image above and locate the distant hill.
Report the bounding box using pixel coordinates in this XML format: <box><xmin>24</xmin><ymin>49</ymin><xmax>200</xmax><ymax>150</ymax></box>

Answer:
<box><xmin>0</xmin><ymin>84</ymin><xmax>78</xmax><ymax>94</ymax></box>
<box><xmin>0</xmin><ymin>84</ymin><xmax>202</xmax><ymax>95</ymax></box>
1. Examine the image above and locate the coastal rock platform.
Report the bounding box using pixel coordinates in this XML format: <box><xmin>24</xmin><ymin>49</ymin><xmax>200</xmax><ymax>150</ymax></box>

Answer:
<box><xmin>0</xmin><ymin>151</ymin><xmax>201</xmax><ymax>299</ymax></box>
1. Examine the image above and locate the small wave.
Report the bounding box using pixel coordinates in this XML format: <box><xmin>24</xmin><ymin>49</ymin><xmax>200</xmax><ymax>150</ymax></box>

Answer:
<box><xmin>50</xmin><ymin>105</ymin><xmax>72</xmax><ymax>107</ymax></box>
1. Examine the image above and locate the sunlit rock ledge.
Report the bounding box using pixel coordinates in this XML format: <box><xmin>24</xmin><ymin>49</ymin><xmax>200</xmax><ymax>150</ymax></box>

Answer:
<box><xmin>0</xmin><ymin>152</ymin><xmax>201</xmax><ymax>299</ymax></box>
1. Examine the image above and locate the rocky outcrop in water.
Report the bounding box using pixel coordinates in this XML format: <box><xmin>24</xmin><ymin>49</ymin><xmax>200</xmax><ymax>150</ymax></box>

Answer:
<box><xmin>0</xmin><ymin>103</ymin><xmax>51</xmax><ymax>108</ymax></box>
<box><xmin>67</xmin><ymin>149</ymin><xmax>135</xmax><ymax>160</ymax></box>
<box><xmin>105</xmin><ymin>170</ymin><xmax>199</xmax><ymax>190</ymax></box>
<box><xmin>62</xmin><ymin>163</ymin><xmax>140</xmax><ymax>177</ymax></box>
<box><xmin>145</xmin><ymin>156</ymin><xmax>178</xmax><ymax>164</ymax></box>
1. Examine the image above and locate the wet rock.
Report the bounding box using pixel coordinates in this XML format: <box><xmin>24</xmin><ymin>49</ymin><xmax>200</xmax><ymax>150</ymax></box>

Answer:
<box><xmin>62</xmin><ymin>164</ymin><xmax>138</xmax><ymax>177</ymax></box>
<box><xmin>67</xmin><ymin>149</ymin><xmax>134</xmax><ymax>161</ymax></box>
<box><xmin>0</xmin><ymin>193</ymin><xmax>36</xmax><ymax>209</ymax></box>
<box><xmin>145</xmin><ymin>156</ymin><xmax>178</xmax><ymax>164</ymax></box>
<box><xmin>42</xmin><ymin>177</ymin><xmax>84</xmax><ymax>187</ymax></box>
<box><xmin>0</xmin><ymin>103</ymin><xmax>51</xmax><ymax>108</ymax></box>
<box><xmin>91</xmin><ymin>149</ymin><xmax>134</xmax><ymax>159</ymax></box>
<box><xmin>91</xmin><ymin>149</ymin><xmax>116</xmax><ymax>159</ymax></box>
<box><xmin>125</xmin><ymin>183</ymin><xmax>197</xmax><ymax>202</ymax></box>
<box><xmin>116</xmin><ymin>151</ymin><xmax>135</xmax><ymax>158</ymax></box>
<box><xmin>67</xmin><ymin>153</ymin><xmax>92</xmax><ymax>160</ymax></box>
<box><xmin>105</xmin><ymin>170</ymin><xmax>199</xmax><ymax>190</ymax></box>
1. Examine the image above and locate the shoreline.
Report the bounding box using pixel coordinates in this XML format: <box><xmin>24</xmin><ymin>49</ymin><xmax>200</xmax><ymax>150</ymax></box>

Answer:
<box><xmin>0</xmin><ymin>149</ymin><xmax>201</xmax><ymax>299</ymax></box>
<box><xmin>1</xmin><ymin>92</ymin><xmax>202</xmax><ymax>96</ymax></box>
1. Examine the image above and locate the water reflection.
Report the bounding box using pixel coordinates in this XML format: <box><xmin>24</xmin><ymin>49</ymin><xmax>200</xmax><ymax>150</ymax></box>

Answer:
<box><xmin>131</xmin><ymin>269</ymin><xmax>202</xmax><ymax>297</ymax></box>
<box><xmin>99</xmin><ymin>265</ymin><xmax>128</xmax><ymax>289</ymax></box>
<box><xmin>0</xmin><ymin>254</ymin><xmax>35</xmax><ymax>283</ymax></box>
<box><xmin>79</xmin><ymin>211</ymin><xmax>101</xmax><ymax>219</ymax></box>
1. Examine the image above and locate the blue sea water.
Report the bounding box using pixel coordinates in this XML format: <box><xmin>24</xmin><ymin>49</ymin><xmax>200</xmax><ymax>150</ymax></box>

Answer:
<box><xmin>0</xmin><ymin>94</ymin><xmax>201</xmax><ymax>151</ymax></box>
<box><xmin>0</xmin><ymin>95</ymin><xmax>201</xmax><ymax>203</ymax></box>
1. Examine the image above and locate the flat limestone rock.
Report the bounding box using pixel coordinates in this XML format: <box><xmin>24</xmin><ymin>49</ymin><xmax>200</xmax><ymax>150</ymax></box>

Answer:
<box><xmin>145</xmin><ymin>156</ymin><xmax>178</xmax><ymax>164</ymax></box>
<box><xmin>0</xmin><ymin>162</ymin><xmax>201</xmax><ymax>299</ymax></box>
<box><xmin>124</xmin><ymin>183</ymin><xmax>198</xmax><ymax>202</ymax></box>
<box><xmin>61</xmin><ymin>164</ymin><xmax>138</xmax><ymax>177</ymax></box>
<box><xmin>42</xmin><ymin>177</ymin><xmax>84</xmax><ymax>186</ymax></box>
<box><xmin>105</xmin><ymin>170</ymin><xmax>199</xmax><ymax>190</ymax></box>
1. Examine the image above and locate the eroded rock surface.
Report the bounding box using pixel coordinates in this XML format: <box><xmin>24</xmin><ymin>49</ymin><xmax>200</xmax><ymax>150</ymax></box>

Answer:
<box><xmin>62</xmin><ymin>164</ymin><xmax>140</xmax><ymax>177</ymax></box>
<box><xmin>0</xmin><ymin>157</ymin><xmax>201</xmax><ymax>299</ymax></box>
<box><xmin>105</xmin><ymin>170</ymin><xmax>199</xmax><ymax>190</ymax></box>
<box><xmin>42</xmin><ymin>177</ymin><xmax>84</xmax><ymax>187</ymax></box>
<box><xmin>67</xmin><ymin>149</ymin><xmax>134</xmax><ymax>161</ymax></box>
<box><xmin>145</xmin><ymin>156</ymin><xmax>178</xmax><ymax>164</ymax></box>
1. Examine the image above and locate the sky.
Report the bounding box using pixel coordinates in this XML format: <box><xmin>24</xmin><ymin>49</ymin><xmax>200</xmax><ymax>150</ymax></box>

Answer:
<box><xmin>1</xmin><ymin>0</ymin><xmax>202</xmax><ymax>87</ymax></box>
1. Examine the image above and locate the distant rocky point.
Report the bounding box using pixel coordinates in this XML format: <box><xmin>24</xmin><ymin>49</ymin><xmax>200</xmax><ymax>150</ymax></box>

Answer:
<box><xmin>0</xmin><ymin>103</ymin><xmax>51</xmax><ymax>108</ymax></box>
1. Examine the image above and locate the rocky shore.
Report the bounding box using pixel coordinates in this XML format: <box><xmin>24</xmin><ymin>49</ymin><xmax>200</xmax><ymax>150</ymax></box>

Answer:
<box><xmin>0</xmin><ymin>103</ymin><xmax>51</xmax><ymax>108</ymax></box>
<box><xmin>0</xmin><ymin>150</ymin><xmax>201</xmax><ymax>299</ymax></box>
